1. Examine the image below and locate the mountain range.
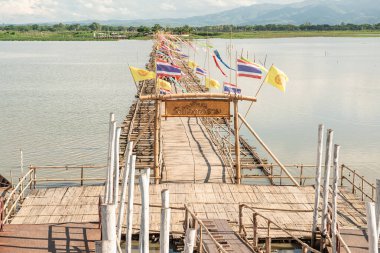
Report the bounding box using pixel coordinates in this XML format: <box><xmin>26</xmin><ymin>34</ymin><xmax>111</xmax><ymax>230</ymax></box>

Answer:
<box><xmin>81</xmin><ymin>0</ymin><xmax>380</xmax><ymax>27</ymax></box>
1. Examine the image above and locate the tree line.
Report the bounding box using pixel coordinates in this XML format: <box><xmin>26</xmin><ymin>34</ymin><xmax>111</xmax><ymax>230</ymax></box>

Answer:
<box><xmin>1</xmin><ymin>22</ymin><xmax>380</xmax><ymax>34</ymax></box>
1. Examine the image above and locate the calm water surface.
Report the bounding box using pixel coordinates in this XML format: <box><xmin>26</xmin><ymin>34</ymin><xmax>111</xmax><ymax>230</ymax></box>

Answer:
<box><xmin>0</xmin><ymin>38</ymin><xmax>379</xmax><ymax>181</ymax></box>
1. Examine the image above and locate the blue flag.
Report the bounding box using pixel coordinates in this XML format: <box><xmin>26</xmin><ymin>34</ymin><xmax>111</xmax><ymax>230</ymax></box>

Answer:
<box><xmin>213</xmin><ymin>50</ymin><xmax>236</xmax><ymax>71</ymax></box>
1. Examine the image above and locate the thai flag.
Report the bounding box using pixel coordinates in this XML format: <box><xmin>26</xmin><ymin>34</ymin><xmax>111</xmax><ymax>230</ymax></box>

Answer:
<box><xmin>160</xmin><ymin>88</ymin><xmax>171</xmax><ymax>94</ymax></box>
<box><xmin>156</xmin><ymin>59</ymin><xmax>182</xmax><ymax>79</ymax></box>
<box><xmin>237</xmin><ymin>59</ymin><xmax>263</xmax><ymax>79</ymax></box>
<box><xmin>195</xmin><ymin>67</ymin><xmax>207</xmax><ymax>76</ymax></box>
<box><xmin>223</xmin><ymin>82</ymin><xmax>241</xmax><ymax>94</ymax></box>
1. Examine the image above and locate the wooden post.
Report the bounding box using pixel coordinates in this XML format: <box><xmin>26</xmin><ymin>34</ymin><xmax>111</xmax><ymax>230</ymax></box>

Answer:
<box><xmin>199</xmin><ymin>225</ymin><xmax>203</xmax><ymax>253</ymax></box>
<box><xmin>160</xmin><ymin>189</ymin><xmax>171</xmax><ymax>253</ymax></box>
<box><xmin>80</xmin><ymin>167</ymin><xmax>84</xmax><ymax>186</ymax></box>
<box><xmin>362</xmin><ymin>176</ymin><xmax>364</xmax><ymax>201</ymax></box>
<box><xmin>366</xmin><ymin>202</ymin><xmax>378</xmax><ymax>253</ymax></box>
<box><xmin>116</xmin><ymin>141</ymin><xmax>133</xmax><ymax>241</ymax></box>
<box><xmin>33</xmin><ymin>167</ymin><xmax>36</xmax><ymax>189</ymax></box>
<box><xmin>376</xmin><ymin>179</ymin><xmax>380</xmax><ymax>237</ymax></box>
<box><xmin>321</xmin><ymin>129</ymin><xmax>333</xmax><ymax>251</ymax></box>
<box><xmin>332</xmin><ymin>144</ymin><xmax>341</xmax><ymax>253</ymax></box>
<box><xmin>234</xmin><ymin>100</ymin><xmax>241</xmax><ymax>184</ymax></box>
<box><xmin>312</xmin><ymin>124</ymin><xmax>324</xmax><ymax>247</ymax></box>
<box><xmin>238</xmin><ymin>113</ymin><xmax>300</xmax><ymax>186</ymax></box>
<box><xmin>154</xmin><ymin>99</ymin><xmax>160</xmax><ymax>184</ymax></box>
<box><xmin>139</xmin><ymin>168</ymin><xmax>150</xmax><ymax>253</ymax></box>
<box><xmin>265</xmin><ymin>237</ymin><xmax>271</xmax><ymax>253</ymax></box>
<box><xmin>184</xmin><ymin>228</ymin><xmax>196</xmax><ymax>253</ymax></box>
<box><xmin>239</xmin><ymin>204</ymin><xmax>243</xmax><ymax>234</ymax></box>
<box><xmin>125</xmin><ymin>155</ymin><xmax>136</xmax><ymax>253</ymax></box>
<box><xmin>253</xmin><ymin>213</ymin><xmax>258</xmax><ymax>248</ymax></box>
<box><xmin>113</xmin><ymin>127</ymin><xmax>121</xmax><ymax>205</ymax></box>
<box><xmin>100</xmin><ymin>203</ymin><xmax>117</xmax><ymax>253</ymax></box>
<box><xmin>300</xmin><ymin>164</ymin><xmax>304</xmax><ymax>186</ymax></box>
<box><xmin>352</xmin><ymin>170</ymin><xmax>356</xmax><ymax>194</ymax></box>
<box><xmin>105</xmin><ymin>113</ymin><xmax>115</xmax><ymax>204</ymax></box>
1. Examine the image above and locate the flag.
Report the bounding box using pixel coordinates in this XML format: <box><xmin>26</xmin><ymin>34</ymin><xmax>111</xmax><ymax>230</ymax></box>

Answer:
<box><xmin>264</xmin><ymin>65</ymin><xmax>288</xmax><ymax>92</ymax></box>
<box><xmin>241</xmin><ymin>57</ymin><xmax>268</xmax><ymax>72</ymax></box>
<box><xmin>212</xmin><ymin>55</ymin><xmax>227</xmax><ymax>77</ymax></box>
<box><xmin>188</xmin><ymin>60</ymin><xmax>197</xmax><ymax>69</ymax></box>
<box><xmin>160</xmin><ymin>88</ymin><xmax>171</xmax><ymax>94</ymax></box>
<box><xmin>237</xmin><ymin>58</ymin><xmax>263</xmax><ymax>79</ymax></box>
<box><xmin>214</xmin><ymin>50</ymin><xmax>235</xmax><ymax>71</ymax></box>
<box><xmin>129</xmin><ymin>66</ymin><xmax>156</xmax><ymax>82</ymax></box>
<box><xmin>156</xmin><ymin>59</ymin><xmax>182</xmax><ymax>79</ymax></box>
<box><xmin>195</xmin><ymin>67</ymin><xmax>207</xmax><ymax>76</ymax></box>
<box><xmin>205</xmin><ymin>77</ymin><xmax>220</xmax><ymax>89</ymax></box>
<box><xmin>157</xmin><ymin>78</ymin><xmax>172</xmax><ymax>91</ymax></box>
<box><xmin>223</xmin><ymin>82</ymin><xmax>241</xmax><ymax>94</ymax></box>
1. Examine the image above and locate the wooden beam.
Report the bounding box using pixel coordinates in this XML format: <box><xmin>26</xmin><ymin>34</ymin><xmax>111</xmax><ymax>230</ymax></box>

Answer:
<box><xmin>238</xmin><ymin>113</ymin><xmax>300</xmax><ymax>187</ymax></box>
<box><xmin>139</xmin><ymin>93</ymin><xmax>257</xmax><ymax>102</ymax></box>
<box><xmin>312</xmin><ymin>124</ymin><xmax>324</xmax><ymax>247</ymax></box>
<box><xmin>234</xmin><ymin>100</ymin><xmax>241</xmax><ymax>184</ymax></box>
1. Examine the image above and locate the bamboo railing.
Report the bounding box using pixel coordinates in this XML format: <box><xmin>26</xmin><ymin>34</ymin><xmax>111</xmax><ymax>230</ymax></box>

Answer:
<box><xmin>239</xmin><ymin>204</ymin><xmax>321</xmax><ymax>253</ymax></box>
<box><xmin>184</xmin><ymin>205</ymin><xmax>229</xmax><ymax>253</ymax></box>
<box><xmin>340</xmin><ymin>164</ymin><xmax>375</xmax><ymax>201</ymax></box>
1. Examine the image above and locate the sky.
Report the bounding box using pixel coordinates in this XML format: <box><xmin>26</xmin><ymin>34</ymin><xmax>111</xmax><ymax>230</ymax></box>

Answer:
<box><xmin>0</xmin><ymin>0</ymin><xmax>305</xmax><ymax>24</ymax></box>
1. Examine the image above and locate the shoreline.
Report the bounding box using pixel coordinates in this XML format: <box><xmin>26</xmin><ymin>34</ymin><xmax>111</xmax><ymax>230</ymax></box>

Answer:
<box><xmin>1</xmin><ymin>30</ymin><xmax>380</xmax><ymax>41</ymax></box>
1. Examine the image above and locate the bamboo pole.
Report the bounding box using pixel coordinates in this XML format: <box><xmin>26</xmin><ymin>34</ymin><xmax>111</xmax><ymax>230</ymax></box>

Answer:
<box><xmin>108</xmin><ymin>121</ymin><xmax>117</xmax><ymax>204</ymax></box>
<box><xmin>312</xmin><ymin>124</ymin><xmax>324</xmax><ymax>247</ymax></box>
<box><xmin>105</xmin><ymin>113</ymin><xmax>115</xmax><ymax>204</ymax></box>
<box><xmin>184</xmin><ymin>228</ymin><xmax>196</xmax><ymax>253</ymax></box>
<box><xmin>376</xmin><ymin>179</ymin><xmax>380</xmax><ymax>237</ymax></box>
<box><xmin>113</xmin><ymin>127</ymin><xmax>121</xmax><ymax>205</ymax></box>
<box><xmin>139</xmin><ymin>93</ymin><xmax>257</xmax><ymax>102</ymax></box>
<box><xmin>366</xmin><ymin>202</ymin><xmax>378</xmax><ymax>253</ymax></box>
<box><xmin>160</xmin><ymin>189</ymin><xmax>171</xmax><ymax>253</ymax></box>
<box><xmin>139</xmin><ymin>168</ymin><xmax>150</xmax><ymax>253</ymax></box>
<box><xmin>321</xmin><ymin>129</ymin><xmax>333</xmax><ymax>250</ymax></box>
<box><xmin>125</xmin><ymin>155</ymin><xmax>136</xmax><ymax>253</ymax></box>
<box><xmin>100</xmin><ymin>203</ymin><xmax>117</xmax><ymax>253</ymax></box>
<box><xmin>154</xmin><ymin>99</ymin><xmax>160</xmax><ymax>184</ymax></box>
<box><xmin>234</xmin><ymin>100</ymin><xmax>241</xmax><ymax>184</ymax></box>
<box><xmin>116</xmin><ymin>141</ymin><xmax>133</xmax><ymax>241</ymax></box>
<box><xmin>238</xmin><ymin>113</ymin><xmax>299</xmax><ymax>186</ymax></box>
<box><xmin>332</xmin><ymin>144</ymin><xmax>340</xmax><ymax>253</ymax></box>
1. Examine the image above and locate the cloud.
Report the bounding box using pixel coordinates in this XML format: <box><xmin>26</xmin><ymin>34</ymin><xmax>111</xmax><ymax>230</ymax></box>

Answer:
<box><xmin>0</xmin><ymin>0</ymin><xmax>306</xmax><ymax>24</ymax></box>
<box><xmin>160</xmin><ymin>3</ymin><xmax>176</xmax><ymax>11</ymax></box>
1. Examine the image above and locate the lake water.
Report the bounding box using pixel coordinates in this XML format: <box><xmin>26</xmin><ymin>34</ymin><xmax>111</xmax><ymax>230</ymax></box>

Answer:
<box><xmin>0</xmin><ymin>38</ymin><xmax>379</xmax><ymax>182</ymax></box>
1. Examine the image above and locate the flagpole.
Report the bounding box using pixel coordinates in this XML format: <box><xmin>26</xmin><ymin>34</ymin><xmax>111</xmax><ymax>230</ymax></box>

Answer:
<box><xmin>128</xmin><ymin>64</ymin><xmax>138</xmax><ymax>91</ymax></box>
<box><xmin>238</xmin><ymin>67</ymin><xmax>269</xmax><ymax>130</ymax></box>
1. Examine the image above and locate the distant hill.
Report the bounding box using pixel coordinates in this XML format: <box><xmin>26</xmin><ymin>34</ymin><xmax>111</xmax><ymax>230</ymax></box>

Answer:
<box><xmin>57</xmin><ymin>0</ymin><xmax>380</xmax><ymax>27</ymax></box>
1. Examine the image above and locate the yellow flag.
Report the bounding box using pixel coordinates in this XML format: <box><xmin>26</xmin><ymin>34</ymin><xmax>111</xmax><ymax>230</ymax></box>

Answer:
<box><xmin>188</xmin><ymin>60</ymin><xmax>197</xmax><ymax>69</ymax></box>
<box><xmin>264</xmin><ymin>65</ymin><xmax>288</xmax><ymax>92</ymax></box>
<box><xmin>157</xmin><ymin>78</ymin><xmax>171</xmax><ymax>91</ymax></box>
<box><xmin>205</xmin><ymin>77</ymin><xmax>220</xmax><ymax>89</ymax></box>
<box><xmin>129</xmin><ymin>66</ymin><xmax>156</xmax><ymax>82</ymax></box>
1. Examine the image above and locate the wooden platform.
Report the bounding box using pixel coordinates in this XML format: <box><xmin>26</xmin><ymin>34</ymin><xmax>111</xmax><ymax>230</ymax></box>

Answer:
<box><xmin>0</xmin><ymin>222</ymin><xmax>100</xmax><ymax>253</ymax></box>
<box><xmin>161</xmin><ymin>117</ymin><xmax>232</xmax><ymax>183</ymax></box>
<box><xmin>11</xmin><ymin>184</ymin><xmax>366</xmax><ymax>240</ymax></box>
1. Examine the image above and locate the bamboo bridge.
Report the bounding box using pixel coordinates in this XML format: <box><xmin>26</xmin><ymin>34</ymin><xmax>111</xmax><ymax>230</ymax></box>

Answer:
<box><xmin>0</xmin><ymin>34</ymin><xmax>375</xmax><ymax>253</ymax></box>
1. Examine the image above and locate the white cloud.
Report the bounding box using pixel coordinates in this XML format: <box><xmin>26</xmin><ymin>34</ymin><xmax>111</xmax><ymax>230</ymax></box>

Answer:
<box><xmin>0</xmin><ymin>0</ymin><xmax>306</xmax><ymax>24</ymax></box>
<box><xmin>160</xmin><ymin>3</ymin><xmax>176</xmax><ymax>11</ymax></box>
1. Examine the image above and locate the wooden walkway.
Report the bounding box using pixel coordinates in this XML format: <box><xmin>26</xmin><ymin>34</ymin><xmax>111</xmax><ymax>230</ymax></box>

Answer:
<box><xmin>0</xmin><ymin>223</ymin><xmax>100</xmax><ymax>252</ymax></box>
<box><xmin>202</xmin><ymin>219</ymin><xmax>254</xmax><ymax>252</ymax></box>
<box><xmin>161</xmin><ymin>117</ymin><xmax>232</xmax><ymax>183</ymax></box>
<box><xmin>10</xmin><ymin>184</ymin><xmax>366</xmax><ymax>240</ymax></box>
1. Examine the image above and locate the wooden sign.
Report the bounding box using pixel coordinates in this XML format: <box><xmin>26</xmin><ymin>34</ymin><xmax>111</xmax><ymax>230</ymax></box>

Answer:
<box><xmin>164</xmin><ymin>99</ymin><xmax>230</xmax><ymax>117</ymax></box>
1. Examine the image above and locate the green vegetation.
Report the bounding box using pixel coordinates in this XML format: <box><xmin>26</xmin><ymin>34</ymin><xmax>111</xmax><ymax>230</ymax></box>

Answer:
<box><xmin>1</xmin><ymin>22</ymin><xmax>380</xmax><ymax>41</ymax></box>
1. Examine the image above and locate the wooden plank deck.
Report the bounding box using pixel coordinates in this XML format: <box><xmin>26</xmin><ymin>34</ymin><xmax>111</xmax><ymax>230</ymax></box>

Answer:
<box><xmin>10</xmin><ymin>184</ymin><xmax>366</xmax><ymax>240</ymax></box>
<box><xmin>0</xmin><ymin>223</ymin><xmax>100</xmax><ymax>253</ymax></box>
<box><xmin>201</xmin><ymin>219</ymin><xmax>254</xmax><ymax>252</ymax></box>
<box><xmin>161</xmin><ymin>117</ymin><xmax>232</xmax><ymax>183</ymax></box>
